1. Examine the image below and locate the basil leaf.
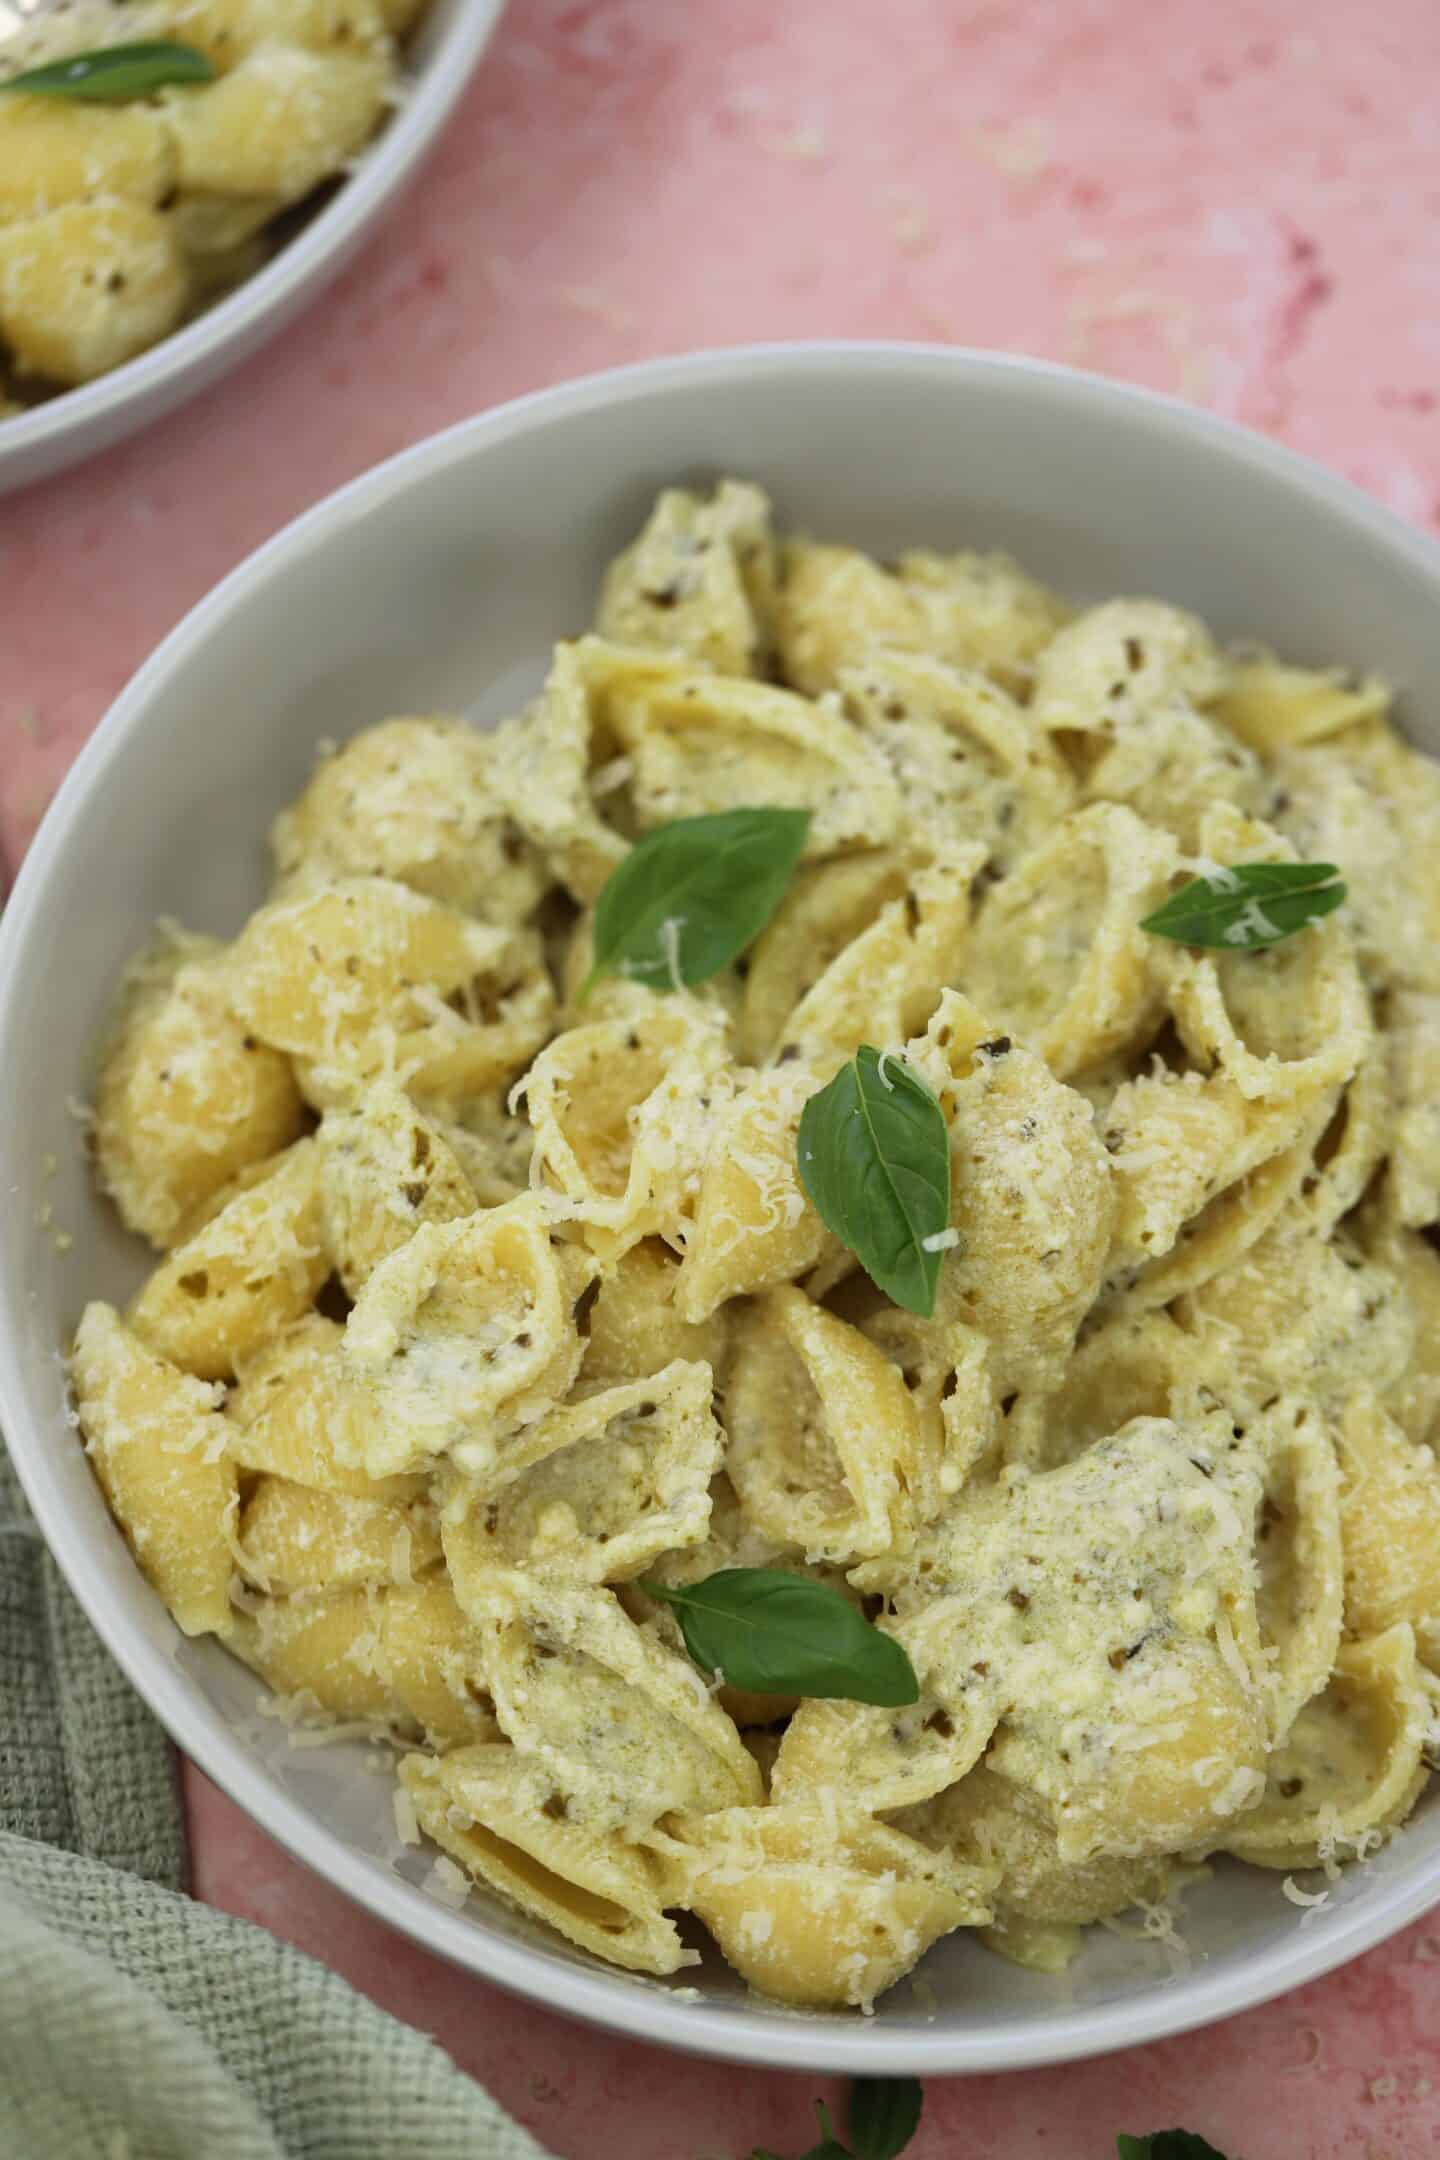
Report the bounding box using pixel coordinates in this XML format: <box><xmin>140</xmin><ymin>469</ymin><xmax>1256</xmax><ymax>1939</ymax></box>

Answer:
<box><xmin>1117</xmin><ymin>2135</ymin><xmax>1229</xmax><ymax>2159</ymax></box>
<box><xmin>3</xmin><ymin>41</ymin><xmax>215</xmax><ymax>100</ymax></box>
<box><xmin>583</xmin><ymin>806</ymin><xmax>810</xmax><ymax>995</ymax></box>
<box><xmin>1139</xmin><ymin>861</ymin><xmax>1345</xmax><ymax>951</ymax></box>
<box><xmin>797</xmin><ymin>1046</ymin><xmax>951</xmax><ymax>1317</ymax></box>
<box><xmin>848</xmin><ymin>2077</ymin><xmax>923</xmax><ymax>2159</ymax></box>
<box><xmin>643</xmin><ymin>1568</ymin><xmax>919</xmax><ymax>1708</ymax></box>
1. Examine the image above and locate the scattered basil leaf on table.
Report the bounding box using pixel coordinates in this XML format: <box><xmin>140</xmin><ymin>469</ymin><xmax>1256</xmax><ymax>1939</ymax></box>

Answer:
<box><xmin>582</xmin><ymin>806</ymin><xmax>810</xmax><ymax>995</ymax></box>
<box><xmin>796</xmin><ymin>1045</ymin><xmax>952</xmax><ymax>1317</ymax></box>
<box><xmin>643</xmin><ymin>1568</ymin><xmax>919</xmax><ymax>1708</ymax></box>
<box><xmin>1117</xmin><ymin>2135</ymin><xmax>1230</xmax><ymax>2159</ymax></box>
<box><xmin>747</xmin><ymin>2080</ymin><xmax>923</xmax><ymax>2160</ymax></box>
<box><xmin>2</xmin><ymin>41</ymin><xmax>215</xmax><ymax>100</ymax></box>
<box><xmin>1139</xmin><ymin>861</ymin><xmax>1345</xmax><ymax>951</ymax></box>
<box><xmin>847</xmin><ymin>2076</ymin><xmax>924</xmax><ymax>2160</ymax></box>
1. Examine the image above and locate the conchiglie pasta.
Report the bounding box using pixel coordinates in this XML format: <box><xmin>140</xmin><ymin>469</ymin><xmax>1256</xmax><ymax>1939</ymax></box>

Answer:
<box><xmin>376</xmin><ymin>1576</ymin><xmax>500</xmax><ymax>1748</ymax></box>
<box><xmin>341</xmin><ymin>1196</ymin><xmax>588</xmax><ymax>1482</ymax></box>
<box><xmin>1082</xmin><ymin>703</ymin><xmax>1266</xmax><ymax>852</ymax></box>
<box><xmin>400</xmin><ymin>1745</ymin><xmax>692</xmax><ymax>1974</ymax></box>
<box><xmin>837</xmin><ymin>649</ymin><xmax>1075</xmax><ymax>868</ymax></box>
<box><xmin>606</xmin><ymin>670</ymin><xmax>902</xmax><ymax>856</ymax></box>
<box><xmin>906</xmin><ymin>992</ymin><xmax>1116</xmax><ymax>1395</ymax></box>
<box><xmin>0</xmin><ymin>197</ymin><xmax>187</xmax><ymax>384</ymax></box>
<box><xmin>0</xmin><ymin>97</ymin><xmax>175</xmax><ymax>224</ymax></box>
<box><xmin>669</xmin><ymin>1802</ymin><xmax>996</xmax><ymax>2008</ymax></box>
<box><xmin>897</xmin><ymin>1764</ymin><xmax>1175</xmax><ymax>1972</ymax></box>
<box><xmin>1269</xmin><ymin>721</ymin><xmax>1440</xmax><ymax>993</ymax></box>
<box><xmin>957</xmin><ymin>803</ymin><xmax>1176</xmax><ymax>1080</ymax></box>
<box><xmin>522</xmin><ymin>997</ymin><xmax>732</xmax><ymax>1256</ymax></box>
<box><xmin>236</xmin><ymin>1475</ymin><xmax>441</xmax><ymax>1593</ymax></box>
<box><xmin>163</xmin><ymin>44</ymin><xmax>389</xmax><ymax>206</ymax></box>
<box><xmin>594</xmin><ymin>479</ymin><xmax>777</xmax><ymax>677</ymax></box>
<box><xmin>1215</xmin><ymin>656</ymin><xmax>1390</xmax><ymax>752</ymax></box>
<box><xmin>271</xmin><ymin>717</ymin><xmax>545</xmax><ymax>924</ymax></box>
<box><xmin>774</xmin><ymin>539</ymin><xmax>1067</xmax><ymax>699</ymax></box>
<box><xmin>738</xmin><ymin>851</ymin><xmax>910</xmax><ymax>1065</ymax></box>
<box><xmin>673</xmin><ymin>1062</ymin><xmax>835</xmax><ymax>1323</ymax></box>
<box><xmin>1250</xmin><ymin>1399</ymin><xmax>1344</xmax><ymax>1742</ymax></box>
<box><xmin>224</xmin><ymin>876</ymin><xmax>536</xmax><ymax>1101</ymax></box>
<box><xmin>1174</xmin><ymin>1215</ymin><xmax>1414</xmax><ymax>1420</ymax></box>
<box><xmin>127</xmin><ymin>1140</ymin><xmax>328</xmax><ymax>1381</ymax></box>
<box><xmin>485</xmin><ymin>640</ymin><xmax>686</xmax><ymax>902</ymax></box>
<box><xmin>1160</xmin><ymin>809</ymin><xmax>1371</xmax><ymax>1106</ymax></box>
<box><xmin>455</xmin><ymin>1571</ymin><xmax>762</xmax><ymax>1832</ymax></box>
<box><xmin>1220</xmin><ymin>1625</ymin><xmax>1431</xmax><ymax>1870</ymax></box>
<box><xmin>581</xmin><ymin>1239</ymin><xmax>729</xmax><ymax>1383</ymax></box>
<box><xmin>95</xmin><ymin>929</ymin><xmax>304</xmax><ymax>1249</ymax></box>
<box><xmin>1360</xmin><ymin>1216</ymin><xmax>1440</xmax><ymax>1452</ymax></box>
<box><xmin>1100</xmin><ymin>1065</ymin><xmax>1327</xmax><ymax>1279</ymax></box>
<box><xmin>224</xmin><ymin>1315</ymin><xmax>422</xmax><ymax>1502</ymax></box>
<box><xmin>230</xmin><ymin>1587</ymin><xmax>395</xmax><ymax>1724</ymax></box>
<box><xmin>1007</xmin><ymin>1305</ymin><xmax>1210</xmax><ymax>1470</ymax></box>
<box><xmin>164</xmin><ymin>0</ymin><xmax>391</xmax><ymax>66</ymax></box>
<box><xmin>858</xmin><ymin>1305</ymin><xmax>998</xmax><ymax>1513</ymax></box>
<box><xmin>779</xmin><ymin>849</ymin><xmax>983</xmax><ymax>1061</ymax></box>
<box><xmin>71</xmin><ymin>1303</ymin><xmax>236</xmax><ymax>1638</ymax></box>
<box><xmin>1337</xmin><ymin>1396</ymin><xmax>1440</xmax><ymax>1651</ymax></box>
<box><xmin>726</xmin><ymin>1287</ymin><xmax>921</xmax><ymax>1562</ymax></box>
<box><xmin>438</xmin><ymin>1360</ymin><xmax>722</xmax><ymax>1585</ymax></box>
<box><xmin>1030</xmin><ymin>597</ymin><xmax>1227</xmax><ymax>741</ymax></box>
<box><xmin>318</xmin><ymin>1083</ymin><xmax>477</xmax><ymax>1296</ymax></box>
<box><xmin>1385</xmin><ymin>990</ymin><xmax>1440</xmax><ymax>1229</ymax></box>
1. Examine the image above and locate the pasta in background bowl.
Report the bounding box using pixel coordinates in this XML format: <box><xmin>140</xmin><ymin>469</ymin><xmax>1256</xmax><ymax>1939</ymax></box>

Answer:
<box><xmin>0</xmin><ymin>0</ymin><xmax>505</xmax><ymax>495</ymax></box>
<box><xmin>7</xmin><ymin>344</ymin><xmax>1440</xmax><ymax>2071</ymax></box>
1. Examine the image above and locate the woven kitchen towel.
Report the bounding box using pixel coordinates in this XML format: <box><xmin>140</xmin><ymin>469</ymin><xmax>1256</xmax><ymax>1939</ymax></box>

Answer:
<box><xmin>0</xmin><ymin>1445</ymin><xmax>557</xmax><ymax>2160</ymax></box>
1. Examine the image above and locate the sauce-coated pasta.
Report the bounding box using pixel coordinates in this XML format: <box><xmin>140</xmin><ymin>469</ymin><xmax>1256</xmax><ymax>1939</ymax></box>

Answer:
<box><xmin>71</xmin><ymin>479</ymin><xmax>1440</xmax><ymax>2009</ymax></box>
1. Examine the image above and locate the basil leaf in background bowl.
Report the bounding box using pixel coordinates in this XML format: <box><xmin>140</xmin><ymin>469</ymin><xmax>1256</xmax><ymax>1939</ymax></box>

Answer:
<box><xmin>644</xmin><ymin>1567</ymin><xmax>919</xmax><ymax>1707</ymax></box>
<box><xmin>797</xmin><ymin>1045</ymin><xmax>952</xmax><ymax>1317</ymax></box>
<box><xmin>1139</xmin><ymin>860</ymin><xmax>1345</xmax><ymax>951</ymax></box>
<box><xmin>3</xmin><ymin>41</ymin><xmax>215</xmax><ymax>101</ymax></box>
<box><xmin>583</xmin><ymin>805</ymin><xmax>810</xmax><ymax>995</ymax></box>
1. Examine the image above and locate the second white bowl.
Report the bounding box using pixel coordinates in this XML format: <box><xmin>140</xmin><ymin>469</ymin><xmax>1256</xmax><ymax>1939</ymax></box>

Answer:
<box><xmin>0</xmin><ymin>0</ymin><xmax>506</xmax><ymax>497</ymax></box>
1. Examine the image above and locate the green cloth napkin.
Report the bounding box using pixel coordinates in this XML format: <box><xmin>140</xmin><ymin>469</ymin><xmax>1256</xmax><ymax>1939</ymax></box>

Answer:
<box><xmin>0</xmin><ymin>1445</ymin><xmax>558</xmax><ymax>2160</ymax></box>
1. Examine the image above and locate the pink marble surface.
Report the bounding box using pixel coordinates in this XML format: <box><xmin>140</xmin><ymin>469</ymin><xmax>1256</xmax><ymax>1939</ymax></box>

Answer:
<box><xmin>6</xmin><ymin>0</ymin><xmax>1440</xmax><ymax>2151</ymax></box>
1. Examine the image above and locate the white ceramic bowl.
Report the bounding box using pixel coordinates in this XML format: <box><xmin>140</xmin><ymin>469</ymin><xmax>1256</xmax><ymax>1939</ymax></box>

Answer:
<box><xmin>0</xmin><ymin>0</ymin><xmax>505</xmax><ymax>498</ymax></box>
<box><xmin>6</xmin><ymin>345</ymin><xmax>1440</xmax><ymax>2074</ymax></box>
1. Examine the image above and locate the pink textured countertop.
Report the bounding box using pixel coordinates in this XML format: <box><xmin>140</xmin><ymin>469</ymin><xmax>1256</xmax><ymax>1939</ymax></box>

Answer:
<box><xmin>6</xmin><ymin>2</ymin><xmax>1440</xmax><ymax>2153</ymax></box>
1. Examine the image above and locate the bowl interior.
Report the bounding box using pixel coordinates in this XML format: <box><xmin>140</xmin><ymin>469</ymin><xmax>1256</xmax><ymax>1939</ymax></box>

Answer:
<box><xmin>6</xmin><ymin>347</ymin><xmax>1440</xmax><ymax>2072</ymax></box>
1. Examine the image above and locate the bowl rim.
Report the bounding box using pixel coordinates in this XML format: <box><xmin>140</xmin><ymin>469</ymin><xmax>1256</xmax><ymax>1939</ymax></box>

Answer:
<box><xmin>0</xmin><ymin>0</ymin><xmax>506</xmax><ymax>488</ymax></box>
<box><xmin>6</xmin><ymin>340</ymin><xmax>1440</xmax><ymax>2073</ymax></box>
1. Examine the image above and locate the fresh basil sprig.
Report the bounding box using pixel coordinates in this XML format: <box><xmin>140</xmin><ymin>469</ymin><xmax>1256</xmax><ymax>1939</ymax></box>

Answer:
<box><xmin>582</xmin><ymin>806</ymin><xmax>809</xmax><ymax>996</ymax></box>
<box><xmin>1140</xmin><ymin>861</ymin><xmax>1345</xmax><ymax>951</ymax></box>
<box><xmin>3</xmin><ymin>41</ymin><xmax>215</xmax><ymax>100</ymax></box>
<box><xmin>750</xmin><ymin>2078</ymin><xmax>924</xmax><ymax>2160</ymax></box>
<box><xmin>645</xmin><ymin>1567</ymin><xmax>919</xmax><ymax>1708</ymax></box>
<box><xmin>797</xmin><ymin>1045</ymin><xmax>951</xmax><ymax>1317</ymax></box>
